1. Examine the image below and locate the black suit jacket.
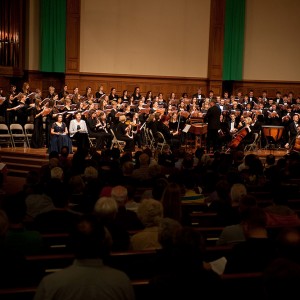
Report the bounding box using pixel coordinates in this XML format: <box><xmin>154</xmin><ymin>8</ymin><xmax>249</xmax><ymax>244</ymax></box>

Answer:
<box><xmin>204</xmin><ymin>105</ymin><xmax>221</xmax><ymax>130</ymax></box>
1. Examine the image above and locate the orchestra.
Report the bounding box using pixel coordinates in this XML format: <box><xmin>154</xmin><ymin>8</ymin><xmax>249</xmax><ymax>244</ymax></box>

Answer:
<box><xmin>0</xmin><ymin>82</ymin><xmax>300</xmax><ymax>153</ymax></box>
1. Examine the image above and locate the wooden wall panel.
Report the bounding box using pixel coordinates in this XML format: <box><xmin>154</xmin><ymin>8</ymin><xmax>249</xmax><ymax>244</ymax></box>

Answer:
<box><xmin>207</xmin><ymin>0</ymin><xmax>225</xmax><ymax>93</ymax></box>
<box><xmin>66</xmin><ymin>0</ymin><xmax>80</xmax><ymax>73</ymax></box>
<box><xmin>65</xmin><ymin>73</ymin><xmax>208</xmax><ymax>99</ymax></box>
<box><xmin>26</xmin><ymin>71</ymin><xmax>65</xmax><ymax>98</ymax></box>
<box><xmin>233</xmin><ymin>81</ymin><xmax>300</xmax><ymax>98</ymax></box>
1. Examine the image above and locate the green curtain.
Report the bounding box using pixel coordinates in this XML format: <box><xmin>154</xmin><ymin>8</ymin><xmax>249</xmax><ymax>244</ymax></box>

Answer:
<box><xmin>223</xmin><ymin>0</ymin><xmax>245</xmax><ymax>80</ymax></box>
<box><xmin>40</xmin><ymin>0</ymin><xmax>66</xmax><ymax>72</ymax></box>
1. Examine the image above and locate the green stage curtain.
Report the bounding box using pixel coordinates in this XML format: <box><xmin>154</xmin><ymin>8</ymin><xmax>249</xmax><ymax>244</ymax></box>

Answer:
<box><xmin>40</xmin><ymin>0</ymin><xmax>66</xmax><ymax>72</ymax></box>
<box><xmin>223</xmin><ymin>0</ymin><xmax>245</xmax><ymax>80</ymax></box>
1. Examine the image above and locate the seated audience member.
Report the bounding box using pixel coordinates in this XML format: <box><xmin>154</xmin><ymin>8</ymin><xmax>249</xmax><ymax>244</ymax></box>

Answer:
<box><xmin>217</xmin><ymin>195</ymin><xmax>257</xmax><ymax>246</ymax></box>
<box><xmin>111</xmin><ymin>185</ymin><xmax>144</xmax><ymax>231</ymax></box>
<box><xmin>130</xmin><ymin>198</ymin><xmax>163</xmax><ymax>250</ymax></box>
<box><xmin>0</xmin><ymin>210</ymin><xmax>29</xmax><ymax>288</ymax></box>
<box><xmin>3</xmin><ymin>195</ymin><xmax>42</xmax><ymax>255</ymax></box>
<box><xmin>149</xmin><ymin>227</ymin><xmax>222</xmax><ymax>299</ymax></box>
<box><xmin>131</xmin><ymin>153</ymin><xmax>151</xmax><ymax>181</ymax></box>
<box><xmin>263</xmin><ymin>227</ymin><xmax>300</xmax><ymax>299</ymax></box>
<box><xmin>158</xmin><ymin>144</ymin><xmax>176</xmax><ymax>170</ymax></box>
<box><xmin>161</xmin><ymin>183</ymin><xmax>182</xmax><ymax>223</ymax></box>
<box><xmin>94</xmin><ymin>197</ymin><xmax>130</xmax><ymax>251</ymax></box>
<box><xmin>49</xmin><ymin>114</ymin><xmax>73</xmax><ymax>154</ymax></box>
<box><xmin>34</xmin><ymin>214</ymin><xmax>134</xmax><ymax>300</ymax></box>
<box><xmin>33</xmin><ymin>170</ymin><xmax>80</xmax><ymax>233</ymax></box>
<box><xmin>264</xmin><ymin>190</ymin><xmax>300</xmax><ymax>226</ymax></box>
<box><xmin>224</xmin><ymin>207</ymin><xmax>278</xmax><ymax>274</ymax></box>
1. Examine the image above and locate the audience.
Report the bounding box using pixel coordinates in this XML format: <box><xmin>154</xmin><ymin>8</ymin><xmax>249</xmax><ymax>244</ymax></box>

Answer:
<box><xmin>34</xmin><ymin>214</ymin><xmax>134</xmax><ymax>300</ymax></box>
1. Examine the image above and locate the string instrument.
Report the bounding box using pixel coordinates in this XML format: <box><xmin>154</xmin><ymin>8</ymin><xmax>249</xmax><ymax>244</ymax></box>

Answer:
<box><xmin>41</xmin><ymin>107</ymin><xmax>52</xmax><ymax>116</ymax></box>
<box><xmin>179</xmin><ymin>110</ymin><xmax>190</xmax><ymax>119</ymax></box>
<box><xmin>228</xmin><ymin>127</ymin><xmax>248</xmax><ymax>149</ymax></box>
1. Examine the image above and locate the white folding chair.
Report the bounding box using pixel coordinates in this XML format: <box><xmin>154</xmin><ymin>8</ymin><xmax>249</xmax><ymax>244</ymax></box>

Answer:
<box><xmin>0</xmin><ymin>124</ymin><xmax>13</xmax><ymax>148</ymax></box>
<box><xmin>10</xmin><ymin>123</ymin><xmax>28</xmax><ymax>147</ymax></box>
<box><xmin>24</xmin><ymin>123</ymin><xmax>34</xmax><ymax>147</ymax></box>
<box><xmin>110</xmin><ymin>129</ymin><xmax>126</xmax><ymax>152</ymax></box>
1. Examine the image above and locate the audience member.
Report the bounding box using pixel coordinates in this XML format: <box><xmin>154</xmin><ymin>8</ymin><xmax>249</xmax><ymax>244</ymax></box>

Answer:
<box><xmin>34</xmin><ymin>214</ymin><xmax>134</xmax><ymax>300</ymax></box>
<box><xmin>130</xmin><ymin>198</ymin><xmax>163</xmax><ymax>250</ymax></box>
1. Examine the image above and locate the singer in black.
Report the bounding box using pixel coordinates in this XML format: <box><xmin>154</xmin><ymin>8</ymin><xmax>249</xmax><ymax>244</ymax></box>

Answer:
<box><xmin>204</xmin><ymin>99</ymin><xmax>221</xmax><ymax>153</ymax></box>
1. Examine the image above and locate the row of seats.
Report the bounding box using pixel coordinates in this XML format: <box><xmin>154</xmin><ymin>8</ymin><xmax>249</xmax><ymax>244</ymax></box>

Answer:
<box><xmin>0</xmin><ymin>123</ymin><xmax>33</xmax><ymax>148</ymax></box>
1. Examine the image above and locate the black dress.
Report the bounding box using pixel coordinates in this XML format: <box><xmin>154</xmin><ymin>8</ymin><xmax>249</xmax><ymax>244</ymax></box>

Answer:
<box><xmin>31</xmin><ymin>108</ymin><xmax>44</xmax><ymax>148</ymax></box>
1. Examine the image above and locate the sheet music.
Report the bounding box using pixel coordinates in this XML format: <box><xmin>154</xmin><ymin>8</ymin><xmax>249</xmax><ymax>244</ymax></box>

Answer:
<box><xmin>182</xmin><ymin>124</ymin><xmax>191</xmax><ymax>133</ymax></box>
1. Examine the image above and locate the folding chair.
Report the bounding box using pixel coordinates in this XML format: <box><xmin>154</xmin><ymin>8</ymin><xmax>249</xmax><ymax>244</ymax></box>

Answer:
<box><xmin>24</xmin><ymin>123</ymin><xmax>34</xmax><ymax>147</ymax></box>
<box><xmin>244</xmin><ymin>132</ymin><xmax>260</xmax><ymax>152</ymax></box>
<box><xmin>0</xmin><ymin>124</ymin><xmax>13</xmax><ymax>148</ymax></box>
<box><xmin>110</xmin><ymin>129</ymin><xmax>126</xmax><ymax>152</ymax></box>
<box><xmin>10</xmin><ymin>123</ymin><xmax>28</xmax><ymax>147</ymax></box>
<box><xmin>88</xmin><ymin>136</ymin><xmax>97</xmax><ymax>148</ymax></box>
<box><xmin>156</xmin><ymin>131</ymin><xmax>167</xmax><ymax>153</ymax></box>
<box><xmin>146</xmin><ymin>128</ymin><xmax>156</xmax><ymax>151</ymax></box>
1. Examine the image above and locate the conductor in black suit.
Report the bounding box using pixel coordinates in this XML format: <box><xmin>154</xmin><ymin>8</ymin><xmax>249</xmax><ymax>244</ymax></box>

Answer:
<box><xmin>204</xmin><ymin>99</ymin><xmax>221</xmax><ymax>153</ymax></box>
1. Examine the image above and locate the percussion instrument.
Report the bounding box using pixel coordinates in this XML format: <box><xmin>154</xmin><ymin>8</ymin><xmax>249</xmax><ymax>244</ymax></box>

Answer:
<box><xmin>294</xmin><ymin>135</ymin><xmax>300</xmax><ymax>152</ymax></box>
<box><xmin>261</xmin><ymin>125</ymin><xmax>284</xmax><ymax>142</ymax></box>
<box><xmin>189</xmin><ymin>123</ymin><xmax>208</xmax><ymax>148</ymax></box>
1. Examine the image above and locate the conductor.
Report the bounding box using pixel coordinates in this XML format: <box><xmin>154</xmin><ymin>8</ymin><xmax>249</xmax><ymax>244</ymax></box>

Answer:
<box><xmin>204</xmin><ymin>99</ymin><xmax>221</xmax><ymax>153</ymax></box>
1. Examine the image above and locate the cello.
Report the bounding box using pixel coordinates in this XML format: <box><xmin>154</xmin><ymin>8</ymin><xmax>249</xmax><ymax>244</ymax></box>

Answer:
<box><xmin>228</xmin><ymin>127</ymin><xmax>248</xmax><ymax>149</ymax></box>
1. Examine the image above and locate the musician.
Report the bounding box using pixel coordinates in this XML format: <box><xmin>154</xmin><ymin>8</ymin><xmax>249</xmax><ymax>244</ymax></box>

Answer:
<box><xmin>86</xmin><ymin>110</ymin><xmax>111</xmax><ymax>150</ymax></box>
<box><xmin>47</xmin><ymin>85</ymin><xmax>56</xmax><ymax>99</ymax></box>
<box><xmin>157</xmin><ymin>92</ymin><xmax>167</xmax><ymax>109</ymax></box>
<box><xmin>15</xmin><ymin>93</ymin><xmax>29</xmax><ymax>128</ymax></box>
<box><xmin>58</xmin><ymin>84</ymin><xmax>69</xmax><ymax>100</ymax></box>
<box><xmin>95</xmin><ymin>85</ymin><xmax>105</xmax><ymax>99</ymax></box>
<box><xmin>49</xmin><ymin>114</ymin><xmax>73</xmax><ymax>154</ymax></box>
<box><xmin>22</xmin><ymin>82</ymin><xmax>30</xmax><ymax>96</ymax></box>
<box><xmin>116</xmin><ymin>115</ymin><xmax>135</xmax><ymax>152</ymax></box>
<box><xmin>62</xmin><ymin>96</ymin><xmax>74</xmax><ymax>129</ymax></box>
<box><xmin>228</xmin><ymin>112</ymin><xmax>239</xmax><ymax>134</ymax></box>
<box><xmin>5</xmin><ymin>94</ymin><xmax>16</xmax><ymax>126</ymax></box>
<box><xmin>192</xmin><ymin>88</ymin><xmax>205</xmax><ymax>107</ymax></box>
<box><xmin>83</xmin><ymin>86</ymin><xmax>93</xmax><ymax>98</ymax></box>
<box><xmin>69</xmin><ymin>112</ymin><xmax>90</xmax><ymax>151</ymax></box>
<box><xmin>169</xmin><ymin>111</ymin><xmax>179</xmax><ymax>132</ymax></box>
<box><xmin>109</xmin><ymin>87</ymin><xmax>119</xmax><ymax>102</ymax></box>
<box><xmin>248</xmin><ymin>90</ymin><xmax>257</xmax><ymax>104</ymax></box>
<box><xmin>158</xmin><ymin>115</ymin><xmax>180</xmax><ymax>150</ymax></box>
<box><xmin>266</xmin><ymin>104</ymin><xmax>281</xmax><ymax>126</ymax></box>
<box><xmin>31</xmin><ymin>98</ymin><xmax>44</xmax><ymax>148</ymax></box>
<box><xmin>130</xmin><ymin>112</ymin><xmax>142</xmax><ymax>149</ymax></box>
<box><xmin>145</xmin><ymin>91</ymin><xmax>153</xmax><ymax>104</ymax></box>
<box><xmin>274</xmin><ymin>91</ymin><xmax>284</xmax><ymax>105</ymax></box>
<box><xmin>238</xmin><ymin>117</ymin><xmax>255</xmax><ymax>150</ymax></box>
<box><xmin>132</xmin><ymin>87</ymin><xmax>142</xmax><ymax>101</ymax></box>
<box><xmin>98</xmin><ymin>111</ymin><xmax>113</xmax><ymax>148</ymax></box>
<box><xmin>107</xmin><ymin>100</ymin><xmax>118</xmax><ymax>128</ymax></box>
<box><xmin>204</xmin><ymin>99</ymin><xmax>221</xmax><ymax>153</ymax></box>
<box><xmin>287</xmin><ymin>114</ymin><xmax>300</xmax><ymax>148</ymax></box>
<box><xmin>121</xmin><ymin>90</ymin><xmax>129</xmax><ymax>103</ymax></box>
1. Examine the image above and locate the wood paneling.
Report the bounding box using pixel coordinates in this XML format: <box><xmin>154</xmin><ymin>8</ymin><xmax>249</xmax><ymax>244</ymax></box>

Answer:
<box><xmin>65</xmin><ymin>73</ymin><xmax>208</xmax><ymax>99</ymax></box>
<box><xmin>233</xmin><ymin>80</ymin><xmax>300</xmax><ymax>98</ymax></box>
<box><xmin>66</xmin><ymin>0</ymin><xmax>80</xmax><ymax>73</ymax></box>
<box><xmin>207</xmin><ymin>0</ymin><xmax>225</xmax><ymax>93</ymax></box>
<box><xmin>25</xmin><ymin>70</ymin><xmax>65</xmax><ymax>98</ymax></box>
